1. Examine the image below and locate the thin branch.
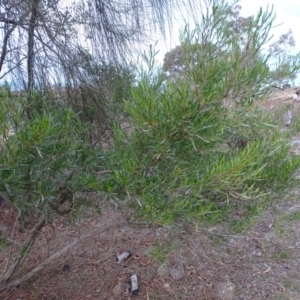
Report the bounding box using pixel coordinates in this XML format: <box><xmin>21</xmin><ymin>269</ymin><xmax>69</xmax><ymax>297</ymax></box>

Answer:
<box><xmin>0</xmin><ymin>215</ymin><xmax>46</xmax><ymax>285</ymax></box>
<box><xmin>0</xmin><ymin>23</ymin><xmax>18</xmax><ymax>72</ymax></box>
<box><xmin>0</xmin><ymin>208</ymin><xmax>21</xmax><ymax>279</ymax></box>
<box><xmin>0</xmin><ymin>17</ymin><xmax>22</xmax><ymax>26</ymax></box>
<box><xmin>0</xmin><ymin>57</ymin><xmax>26</xmax><ymax>80</ymax></box>
<box><xmin>0</xmin><ymin>6</ymin><xmax>31</xmax><ymax>75</ymax></box>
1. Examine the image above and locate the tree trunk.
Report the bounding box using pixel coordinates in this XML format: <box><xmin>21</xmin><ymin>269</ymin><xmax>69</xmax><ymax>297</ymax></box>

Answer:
<box><xmin>26</xmin><ymin>0</ymin><xmax>40</xmax><ymax>119</ymax></box>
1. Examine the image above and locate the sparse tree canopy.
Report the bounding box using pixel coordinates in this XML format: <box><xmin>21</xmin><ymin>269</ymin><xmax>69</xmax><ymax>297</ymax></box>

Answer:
<box><xmin>0</xmin><ymin>0</ymin><xmax>200</xmax><ymax>92</ymax></box>
<box><xmin>163</xmin><ymin>4</ymin><xmax>259</xmax><ymax>81</ymax></box>
<box><xmin>268</xmin><ymin>29</ymin><xmax>300</xmax><ymax>86</ymax></box>
<box><xmin>163</xmin><ymin>3</ymin><xmax>300</xmax><ymax>89</ymax></box>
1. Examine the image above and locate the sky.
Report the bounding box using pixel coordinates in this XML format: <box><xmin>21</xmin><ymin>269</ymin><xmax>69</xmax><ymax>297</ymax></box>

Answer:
<box><xmin>240</xmin><ymin>0</ymin><xmax>300</xmax><ymax>50</ymax></box>
<box><xmin>153</xmin><ymin>0</ymin><xmax>300</xmax><ymax>64</ymax></box>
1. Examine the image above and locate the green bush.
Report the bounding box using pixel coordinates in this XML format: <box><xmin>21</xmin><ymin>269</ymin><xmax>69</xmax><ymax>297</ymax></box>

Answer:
<box><xmin>0</xmin><ymin>108</ymin><xmax>101</xmax><ymax>220</ymax></box>
<box><xmin>0</xmin><ymin>86</ymin><xmax>105</xmax><ymax>289</ymax></box>
<box><xmin>102</xmin><ymin>1</ymin><xmax>300</xmax><ymax>225</ymax></box>
<box><xmin>105</xmin><ymin>104</ymin><xmax>299</xmax><ymax>225</ymax></box>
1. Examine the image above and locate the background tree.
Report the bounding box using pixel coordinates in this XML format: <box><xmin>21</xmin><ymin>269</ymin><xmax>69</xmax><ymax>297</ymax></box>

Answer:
<box><xmin>163</xmin><ymin>4</ymin><xmax>258</xmax><ymax>83</ymax></box>
<box><xmin>163</xmin><ymin>4</ymin><xmax>255</xmax><ymax>80</ymax></box>
<box><xmin>268</xmin><ymin>29</ymin><xmax>300</xmax><ymax>86</ymax></box>
<box><xmin>0</xmin><ymin>0</ymin><xmax>201</xmax><ymax>123</ymax></box>
<box><xmin>163</xmin><ymin>4</ymin><xmax>273</xmax><ymax>105</ymax></box>
<box><xmin>163</xmin><ymin>5</ymin><xmax>300</xmax><ymax>90</ymax></box>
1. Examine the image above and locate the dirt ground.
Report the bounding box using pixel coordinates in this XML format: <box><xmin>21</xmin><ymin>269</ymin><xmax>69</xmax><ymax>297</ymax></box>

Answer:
<box><xmin>2</xmin><ymin>87</ymin><xmax>300</xmax><ymax>300</ymax></box>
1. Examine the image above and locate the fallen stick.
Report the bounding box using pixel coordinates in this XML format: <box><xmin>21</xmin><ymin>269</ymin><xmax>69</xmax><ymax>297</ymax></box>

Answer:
<box><xmin>0</xmin><ymin>221</ymin><xmax>124</xmax><ymax>291</ymax></box>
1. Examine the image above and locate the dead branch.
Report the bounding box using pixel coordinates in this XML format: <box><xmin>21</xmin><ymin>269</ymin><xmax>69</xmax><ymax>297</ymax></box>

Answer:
<box><xmin>0</xmin><ymin>17</ymin><xmax>22</xmax><ymax>26</ymax></box>
<box><xmin>0</xmin><ymin>215</ymin><xmax>46</xmax><ymax>287</ymax></box>
<box><xmin>1</xmin><ymin>207</ymin><xmax>21</xmax><ymax>280</ymax></box>
<box><xmin>0</xmin><ymin>221</ymin><xmax>125</xmax><ymax>292</ymax></box>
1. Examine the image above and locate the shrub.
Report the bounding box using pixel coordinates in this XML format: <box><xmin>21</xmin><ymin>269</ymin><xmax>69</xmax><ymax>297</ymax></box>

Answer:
<box><xmin>102</xmin><ymin>1</ymin><xmax>300</xmax><ymax>225</ymax></box>
<box><xmin>0</xmin><ymin>88</ymin><xmax>102</xmax><ymax>290</ymax></box>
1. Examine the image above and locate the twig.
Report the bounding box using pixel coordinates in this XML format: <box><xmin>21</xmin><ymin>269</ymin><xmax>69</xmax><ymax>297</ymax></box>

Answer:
<box><xmin>1</xmin><ymin>208</ymin><xmax>21</xmax><ymax>279</ymax></box>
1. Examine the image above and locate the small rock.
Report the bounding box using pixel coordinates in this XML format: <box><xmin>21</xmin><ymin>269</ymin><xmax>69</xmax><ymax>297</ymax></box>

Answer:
<box><xmin>130</xmin><ymin>274</ymin><xmax>139</xmax><ymax>294</ymax></box>
<box><xmin>157</xmin><ymin>265</ymin><xmax>169</xmax><ymax>278</ymax></box>
<box><xmin>170</xmin><ymin>266</ymin><xmax>185</xmax><ymax>281</ymax></box>
<box><xmin>116</xmin><ymin>250</ymin><xmax>132</xmax><ymax>263</ymax></box>
<box><xmin>215</xmin><ymin>281</ymin><xmax>236</xmax><ymax>300</ymax></box>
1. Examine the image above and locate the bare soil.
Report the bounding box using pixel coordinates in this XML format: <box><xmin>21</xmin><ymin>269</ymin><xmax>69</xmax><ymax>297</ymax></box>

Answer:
<box><xmin>2</xmin><ymin>88</ymin><xmax>300</xmax><ymax>300</ymax></box>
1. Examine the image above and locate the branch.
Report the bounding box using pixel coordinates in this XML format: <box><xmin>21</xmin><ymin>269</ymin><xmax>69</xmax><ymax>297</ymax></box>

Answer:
<box><xmin>0</xmin><ymin>221</ymin><xmax>125</xmax><ymax>292</ymax></box>
<box><xmin>0</xmin><ymin>23</ymin><xmax>18</xmax><ymax>73</ymax></box>
<box><xmin>0</xmin><ymin>215</ymin><xmax>46</xmax><ymax>286</ymax></box>
<box><xmin>0</xmin><ymin>7</ymin><xmax>31</xmax><ymax>75</ymax></box>
<box><xmin>0</xmin><ymin>57</ymin><xmax>27</xmax><ymax>80</ymax></box>
<box><xmin>0</xmin><ymin>17</ymin><xmax>22</xmax><ymax>26</ymax></box>
<box><xmin>1</xmin><ymin>207</ymin><xmax>21</xmax><ymax>279</ymax></box>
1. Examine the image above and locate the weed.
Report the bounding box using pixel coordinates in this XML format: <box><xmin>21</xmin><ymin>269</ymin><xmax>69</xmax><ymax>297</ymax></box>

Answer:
<box><xmin>279</xmin><ymin>250</ymin><xmax>293</xmax><ymax>260</ymax></box>
<box><xmin>286</xmin><ymin>211</ymin><xmax>300</xmax><ymax>221</ymax></box>
<box><xmin>147</xmin><ymin>242</ymin><xmax>173</xmax><ymax>265</ymax></box>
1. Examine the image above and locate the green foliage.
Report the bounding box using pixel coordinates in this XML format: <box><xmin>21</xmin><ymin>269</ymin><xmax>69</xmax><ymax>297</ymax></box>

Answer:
<box><xmin>287</xmin><ymin>211</ymin><xmax>300</xmax><ymax>221</ymax></box>
<box><xmin>179</xmin><ymin>2</ymin><xmax>274</xmax><ymax>104</ymax></box>
<box><xmin>105</xmin><ymin>107</ymin><xmax>299</xmax><ymax>226</ymax></box>
<box><xmin>147</xmin><ymin>242</ymin><xmax>173</xmax><ymax>264</ymax></box>
<box><xmin>0</xmin><ymin>90</ymin><xmax>102</xmax><ymax>221</ymax></box>
<box><xmin>0</xmin><ymin>237</ymin><xmax>11</xmax><ymax>249</ymax></box>
<box><xmin>0</xmin><ymin>85</ymin><xmax>105</xmax><ymax>290</ymax></box>
<box><xmin>102</xmin><ymin>1</ymin><xmax>300</xmax><ymax>226</ymax></box>
<box><xmin>289</xmin><ymin>113</ymin><xmax>300</xmax><ymax>135</ymax></box>
<box><xmin>163</xmin><ymin>1</ymin><xmax>275</xmax><ymax>103</ymax></box>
